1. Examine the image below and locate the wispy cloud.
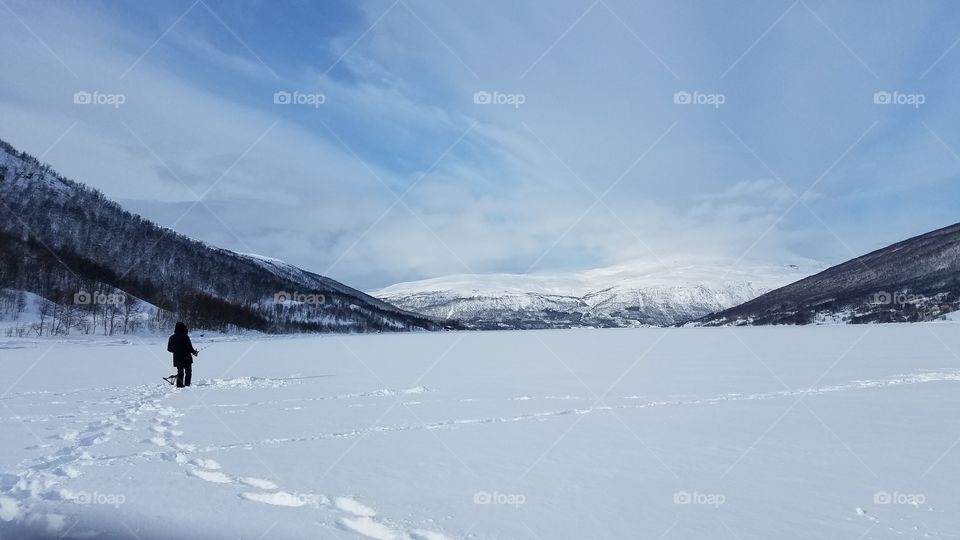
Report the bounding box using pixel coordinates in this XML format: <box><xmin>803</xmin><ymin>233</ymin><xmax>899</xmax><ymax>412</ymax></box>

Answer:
<box><xmin>0</xmin><ymin>0</ymin><xmax>958</xmax><ymax>288</ymax></box>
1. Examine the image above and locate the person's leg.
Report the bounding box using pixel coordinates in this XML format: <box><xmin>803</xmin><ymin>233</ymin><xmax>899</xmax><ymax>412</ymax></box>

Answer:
<box><xmin>176</xmin><ymin>366</ymin><xmax>185</xmax><ymax>388</ymax></box>
<box><xmin>184</xmin><ymin>365</ymin><xmax>192</xmax><ymax>387</ymax></box>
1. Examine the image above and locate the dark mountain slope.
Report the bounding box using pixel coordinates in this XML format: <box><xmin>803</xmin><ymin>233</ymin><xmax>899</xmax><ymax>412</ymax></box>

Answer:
<box><xmin>0</xmin><ymin>138</ymin><xmax>438</xmax><ymax>333</ymax></box>
<box><xmin>697</xmin><ymin>223</ymin><xmax>960</xmax><ymax>326</ymax></box>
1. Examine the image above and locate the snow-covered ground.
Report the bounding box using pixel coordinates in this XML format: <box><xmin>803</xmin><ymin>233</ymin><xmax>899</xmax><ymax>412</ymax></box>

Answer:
<box><xmin>1</xmin><ymin>324</ymin><xmax>959</xmax><ymax>539</ymax></box>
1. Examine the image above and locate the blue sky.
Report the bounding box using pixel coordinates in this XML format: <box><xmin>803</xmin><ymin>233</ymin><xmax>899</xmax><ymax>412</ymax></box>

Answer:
<box><xmin>1</xmin><ymin>0</ymin><xmax>959</xmax><ymax>288</ymax></box>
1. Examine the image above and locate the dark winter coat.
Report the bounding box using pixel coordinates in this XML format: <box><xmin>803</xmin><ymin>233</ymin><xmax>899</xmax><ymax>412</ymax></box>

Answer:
<box><xmin>167</xmin><ymin>322</ymin><xmax>198</xmax><ymax>367</ymax></box>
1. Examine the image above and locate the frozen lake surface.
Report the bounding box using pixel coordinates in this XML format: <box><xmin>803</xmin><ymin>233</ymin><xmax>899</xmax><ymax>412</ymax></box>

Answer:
<box><xmin>1</xmin><ymin>324</ymin><xmax>959</xmax><ymax>539</ymax></box>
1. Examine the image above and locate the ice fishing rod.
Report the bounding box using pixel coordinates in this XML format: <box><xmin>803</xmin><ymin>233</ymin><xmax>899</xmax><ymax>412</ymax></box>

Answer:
<box><xmin>195</xmin><ymin>333</ymin><xmax>214</xmax><ymax>352</ymax></box>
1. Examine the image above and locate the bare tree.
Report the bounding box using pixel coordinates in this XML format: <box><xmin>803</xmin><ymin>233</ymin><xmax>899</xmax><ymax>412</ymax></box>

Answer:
<box><xmin>122</xmin><ymin>293</ymin><xmax>142</xmax><ymax>334</ymax></box>
<box><xmin>36</xmin><ymin>301</ymin><xmax>50</xmax><ymax>336</ymax></box>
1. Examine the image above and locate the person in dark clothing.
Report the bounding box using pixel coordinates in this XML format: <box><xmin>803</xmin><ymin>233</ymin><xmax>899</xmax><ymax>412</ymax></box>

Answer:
<box><xmin>167</xmin><ymin>321</ymin><xmax>198</xmax><ymax>387</ymax></box>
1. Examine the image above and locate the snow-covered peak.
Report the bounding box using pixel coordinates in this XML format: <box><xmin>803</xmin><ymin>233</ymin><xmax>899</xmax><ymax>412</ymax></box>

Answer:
<box><xmin>372</xmin><ymin>258</ymin><xmax>824</xmax><ymax>329</ymax></box>
<box><xmin>373</xmin><ymin>258</ymin><xmax>822</xmax><ymax>298</ymax></box>
<box><xmin>238</xmin><ymin>252</ymin><xmax>287</xmax><ymax>265</ymax></box>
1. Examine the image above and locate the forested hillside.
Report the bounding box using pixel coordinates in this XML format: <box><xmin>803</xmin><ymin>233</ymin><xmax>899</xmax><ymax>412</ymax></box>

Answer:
<box><xmin>0</xmin><ymin>139</ymin><xmax>439</xmax><ymax>335</ymax></box>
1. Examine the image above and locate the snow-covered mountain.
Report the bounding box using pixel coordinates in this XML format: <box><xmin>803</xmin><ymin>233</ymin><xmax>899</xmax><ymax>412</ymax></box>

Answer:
<box><xmin>697</xmin><ymin>222</ymin><xmax>960</xmax><ymax>326</ymax></box>
<box><xmin>0</xmin><ymin>138</ymin><xmax>438</xmax><ymax>335</ymax></box>
<box><xmin>372</xmin><ymin>259</ymin><xmax>822</xmax><ymax>329</ymax></box>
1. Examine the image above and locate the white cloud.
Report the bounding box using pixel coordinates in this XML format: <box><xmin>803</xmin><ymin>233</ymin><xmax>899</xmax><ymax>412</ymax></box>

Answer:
<box><xmin>1</xmin><ymin>0</ymin><xmax>958</xmax><ymax>288</ymax></box>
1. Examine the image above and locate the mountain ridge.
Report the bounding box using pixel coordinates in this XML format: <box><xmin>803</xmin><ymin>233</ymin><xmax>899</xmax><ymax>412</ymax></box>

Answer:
<box><xmin>0</xmin><ymin>138</ymin><xmax>439</xmax><ymax>334</ymax></box>
<box><xmin>695</xmin><ymin>222</ymin><xmax>960</xmax><ymax>326</ymax></box>
<box><xmin>373</xmin><ymin>259</ymin><xmax>822</xmax><ymax>329</ymax></box>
